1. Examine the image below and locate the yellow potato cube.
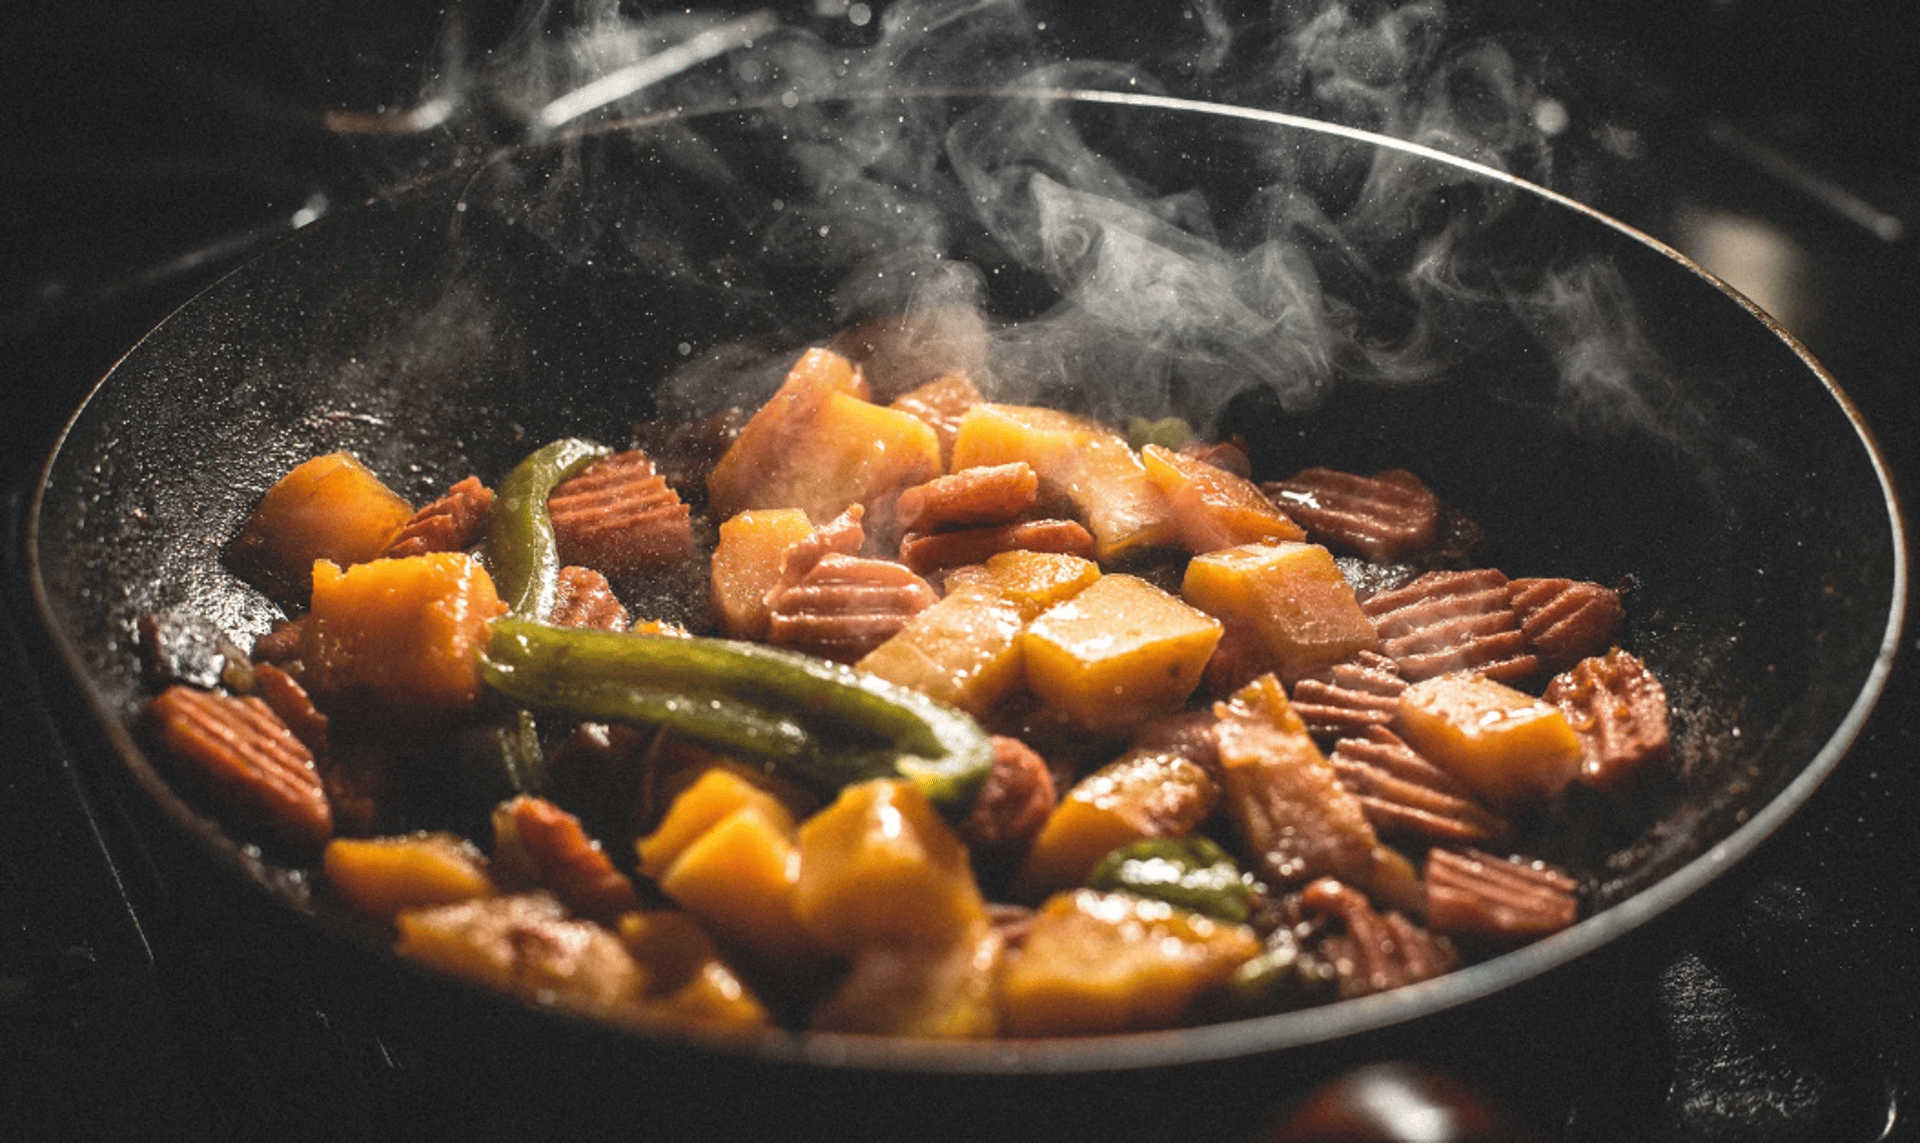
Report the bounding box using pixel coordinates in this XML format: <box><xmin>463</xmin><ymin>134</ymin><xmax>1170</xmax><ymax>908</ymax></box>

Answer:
<box><xmin>1396</xmin><ymin>671</ymin><xmax>1585</xmax><ymax>809</ymax></box>
<box><xmin>1021</xmin><ymin>574</ymin><xmax>1222</xmax><ymax>731</ymax></box>
<box><xmin>301</xmin><ymin>552</ymin><xmax>504</xmax><ymax>712</ymax></box>
<box><xmin>706</xmin><ymin>347</ymin><xmax>942</xmax><ymax>523</ymax></box>
<box><xmin>322</xmin><ymin>832</ymin><xmax>496</xmax><ymax>922</ymax></box>
<box><xmin>1012</xmin><ymin>748</ymin><xmax>1219</xmax><ymax>900</ymax></box>
<box><xmin>972</xmin><ymin>549</ymin><xmax>1102</xmax><ymax>620</ymax></box>
<box><xmin>1182</xmin><ymin>542</ymin><xmax>1378</xmax><ymax>685</ymax></box>
<box><xmin>1140</xmin><ymin>444</ymin><xmax>1306</xmax><ymax>552</ymax></box>
<box><xmin>226</xmin><ymin>452</ymin><xmax>415</xmax><ymax>605</ymax></box>
<box><xmin>999</xmin><ymin>889</ymin><xmax>1260</xmax><ymax>1037</ymax></box>
<box><xmin>653</xmin><ymin>804</ymin><xmax>813</xmax><ymax>961</ymax></box>
<box><xmin>856</xmin><ymin>578</ymin><xmax>1027</xmax><ymax>716</ymax></box>
<box><xmin>634</xmin><ymin>766</ymin><xmax>796</xmax><ymax>880</ymax></box>
<box><xmin>949</xmin><ymin>403</ymin><xmax>1174</xmax><ymax>560</ymax></box>
<box><xmin>709</xmin><ymin>508</ymin><xmax>817</xmax><ymax>639</ymax></box>
<box><xmin>792</xmin><ymin>778</ymin><xmax>987</xmax><ymax>953</ymax></box>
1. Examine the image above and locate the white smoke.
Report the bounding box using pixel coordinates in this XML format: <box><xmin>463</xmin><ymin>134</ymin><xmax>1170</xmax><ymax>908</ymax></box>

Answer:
<box><xmin>370</xmin><ymin>0</ymin><xmax>1675</xmax><ymax>439</ymax></box>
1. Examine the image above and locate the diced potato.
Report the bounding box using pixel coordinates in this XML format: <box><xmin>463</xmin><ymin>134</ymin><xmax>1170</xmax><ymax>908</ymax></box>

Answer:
<box><xmin>1140</xmin><ymin>444</ymin><xmax>1306</xmax><ymax>552</ymax></box>
<box><xmin>618</xmin><ymin>911</ymin><xmax>773</xmax><ymax>1029</ymax></box>
<box><xmin>792</xmin><ymin>778</ymin><xmax>987</xmax><ymax>953</ymax></box>
<box><xmin>322</xmin><ymin>832</ymin><xmax>496</xmax><ymax>922</ymax></box>
<box><xmin>226</xmin><ymin>452</ymin><xmax>415</xmax><ymax>605</ymax></box>
<box><xmin>301</xmin><ymin>552</ymin><xmax>504</xmax><ymax>712</ymax></box>
<box><xmin>998</xmin><ymin>889</ymin><xmax>1260</xmax><ymax>1037</ymax></box>
<box><xmin>1213</xmin><ymin>674</ymin><xmax>1421</xmax><ymax>912</ymax></box>
<box><xmin>1395</xmin><ymin>671</ymin><xmax>1585</xmax><ymax>809</ymax></box>
<box><xmin>809</xmin><ymin>922</ymin><xmax>1004</xmax><ymax>1038</ymax></box>
<box><xmin>856</xmin><ymin>578</ymin><xmax>1027</xmax><ymax>716</ymax></box>
<box><xmin>653</xmin><ymin>803</ymin><xmax>812</xmax><ymax>961</ymax></box>
<box><xmin>706</xmin><ymin>347</ymin><xmax>943</xmax><ymax>523</ymax></box>
<box><xmin>634</xmin><ymin>765</ymin><xmax>797</xmax><ymax>880</ymax></box>
<box><xmin>967</xmin><ymin>549</ymin><xmax>1102</xmax><ymax>621</ymax></box>
<box><xmin>394</xmin><ymin>892</ymin><xmax>643</xmax><ymax>1018</ymax></box>
<box><xmin>1013</xmin><ymin>748</ymin><xmax>1219</xmax><ymax>900</ymax></box>
<box><xmin>1021</xmin><ymin>574</ymin><xmax>1222</xmax><ymax>732</ymax></box>
<box><xmin>709</xmin><ymin>508</ymin><xmax>817</xmax><ymax>639</ymax></box>
<box><xmin>1182</xmin><ymin>542</ymin><xmax>1379</xmax><ymax>686</ymax></box>
<box><xmin>949</xmin><ymin>403</ymin><xmax>1175</xmax><ymax>560</ymax></box>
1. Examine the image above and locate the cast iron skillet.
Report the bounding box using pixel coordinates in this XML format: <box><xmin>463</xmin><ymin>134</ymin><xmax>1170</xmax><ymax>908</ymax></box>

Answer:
<box><xmin>25</xmin><ymin>90</ymin><xmax>1908</xmax><ymax>1136</ymax></box>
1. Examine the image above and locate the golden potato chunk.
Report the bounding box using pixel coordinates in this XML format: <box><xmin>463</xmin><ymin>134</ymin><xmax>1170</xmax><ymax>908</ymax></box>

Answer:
<box><xmin>300</xmin><ymin>552</ymin><xmax>504</xmax><ymax>713</ymax></box>
<box><xmin>1182</xmin><ymin>541</ymin><xmax>1379</xmax><ymax>686</ymax></box>
<box><xmin>792</xmin><ymin>778</ymin><xmax>987</xmax><ymax>953</ymax></box>
<box><xmin>856</xmin><ymin>577</ymin><xmax>1028</xmax><ymax>716</ymax></box>
<box><xmin>227</xmin><ymin>452</ymin><xmax>414</xmax><ymax>605</ymax></box>
<box><xmin>323</xmin><ymin>832</ymin><xmax>496</xmax><ymax>922</ymax></box>
<box><xmin>1140</xmin><ymin>443</ymin><xmax>1306</xmax><ymax>552</ymax></box>
<box><xmin>706</xmin><ymin>347</ymin><xmax>943</xmax><ymax>524</ymax></box>
<box><xmin>999</xmin><ymin>889</ymin><xmax>1260</xmax><ymax>1037</ymax></box>
<box><xmin>1021</xmin><ymin>574</ymin><xmax>1222</xmax><ymax>732</ymax></box>
<box><xmin>1395</xmin><ymin>671</ymin><xmax>1585</xmax><ymax>809</ymax></box>
<box><xmin>1013</xmin><ymin>748</ymin><xmax>1219</xmax><ymax>900</ymax></box>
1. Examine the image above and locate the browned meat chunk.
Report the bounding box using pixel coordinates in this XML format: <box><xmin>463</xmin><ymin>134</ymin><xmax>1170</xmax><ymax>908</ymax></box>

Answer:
<box><xmin>1361</xmin><ymin>568</ymin><xmax>1540</xmax><ymax>683</ymax></box>
<box><xmin>1263</xmin><ymin>467</ymin><xmax>1440</xmax><ymax>561</ymax></box>
<box><xmin>146</xmin><ymin>685</ymin><xmax>332</xmax><ymax>850</ymax></box>
<box><xmin>1424</xmin><ymin>848</ymin><xmax>1579</xmax><ymax>945</ymax></box>
<box><xmin>893</xmin><ymin>462</ymin><xmax>1039</xmax><ymax>533</ymax></box>
<box><xmin>1214</xmin><ymin>676</ymin><xmax>1421</xmax><ymax>913</ymax></box>
<box><xmin>1508</xmin><ymin>577</ymin><xmax>1626</xmax><ymax>672</ymax></box>
<box><xmin>1328</xmin><ymin>726</ymin><xmax>1512</xmax><ymax>845</ymax></box>
<box><xmin>548</xmin><ymin>450</ymin><xmax>694</xmax><ymax>579</ymax></box>
<box><xmin>1289</xmin><ymin>650</ymin><xmax>1407</xmax><ymax>743</ymax></box>
<box><xmin>1544</xmin><ymin>647</ymin><xmax>1671</xmax><ymax>796</ymax></box>
<box><xmin>888</xmin><ymin>373</ymin><xmax>985</xmax><ymax>468</ymax></box>
<box><xmin>1302</xmin><ymin>878</ymin><xmax>1458</xmax><ymax>999</ymax></box>
<box><xmin>765</xmin><ymin>552</ymin><xmax>939</xmax><ymax>662</ymax></box>
<box><xmin>897</xmin><ymin>519</ymin><xmax>1096</xmax><ymax>576</ymax></box>
<box><xmin>386</xmin><ymin>475</ymin><xmax>493</xmax><ymax>557</ymax></box>
<box><xmin>549</xmin><ymin>565</ymin><xmax>631</xmax><ymax>632</ymax></box>
<box><xmin>490</xmin><ymin>796</ymin><xmax>641</xmax><ymax>925</ymax></box>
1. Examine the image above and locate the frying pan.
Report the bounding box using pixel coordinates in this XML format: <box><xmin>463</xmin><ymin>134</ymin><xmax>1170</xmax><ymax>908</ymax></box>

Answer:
<box><xmin>24</xmin><ymin>90</ymin><xmax>1906</xmax><ymax>1138</ymax></box>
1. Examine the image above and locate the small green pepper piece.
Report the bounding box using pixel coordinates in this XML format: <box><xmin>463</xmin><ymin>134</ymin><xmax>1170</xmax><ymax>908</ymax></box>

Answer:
<box><xmin>1227</xmin><ymin>930</ymin><xmax>1339</xmax><ymax>1014</ymax></box>
<box><xmin>1087</xmin><ymin>836</ymin><xmax>1256</xmax><ymax>923</ymax></box>
<box><xmin>480</xmin><ymin>616</ymin><xmax>996</xmax><ymax>814</ymax></box>
<box><xmin>484</xmin><ymin>438</ymin><xmax>610</xmax><ymax>617</ymax></box>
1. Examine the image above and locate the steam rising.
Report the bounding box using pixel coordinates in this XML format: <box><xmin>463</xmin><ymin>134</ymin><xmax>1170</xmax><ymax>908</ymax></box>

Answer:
<box><xmin>378</xmin><ymin>0</ymin><xmax>1687</xmax><ymax>440</ymax></box>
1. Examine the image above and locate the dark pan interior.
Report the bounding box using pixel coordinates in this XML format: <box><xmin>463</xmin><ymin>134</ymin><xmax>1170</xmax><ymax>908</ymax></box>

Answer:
<box><xmin>25</xmin><ymin>91</ymin><xmax>1905</xmax><ymax>1114</ymax></box>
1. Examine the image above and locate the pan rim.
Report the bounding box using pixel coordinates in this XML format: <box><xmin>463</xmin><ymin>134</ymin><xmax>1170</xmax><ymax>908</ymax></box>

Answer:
<box><xmin>22</xmin><ymin>86</ymin><xmax>1910</xmax><ymax>1075</ymax></box>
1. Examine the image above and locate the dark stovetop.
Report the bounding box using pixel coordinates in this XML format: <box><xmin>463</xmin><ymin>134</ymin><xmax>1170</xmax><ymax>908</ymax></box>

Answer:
<box><xmin>4</xmin><ymin>2</ymin><xmax>1917</xmax><ymax>1140</ymax></box>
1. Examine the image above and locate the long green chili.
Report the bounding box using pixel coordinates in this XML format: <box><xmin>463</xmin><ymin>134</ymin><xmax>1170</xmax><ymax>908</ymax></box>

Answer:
<box><xmin>484</xmin><ymin>437</ymin><xmax>610</xmax><ymax>617</ymax></box>
<box><xmin>480</xmin><ymin>616</ymin><xmax>996</xmax><ymax>814</ymax></box>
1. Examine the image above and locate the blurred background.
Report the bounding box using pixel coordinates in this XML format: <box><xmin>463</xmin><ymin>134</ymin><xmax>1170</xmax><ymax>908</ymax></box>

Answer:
<box><xmin>3</xmin><ymin>2</ymin><xmax>1916</xmax><ymax>1139</ymax></box>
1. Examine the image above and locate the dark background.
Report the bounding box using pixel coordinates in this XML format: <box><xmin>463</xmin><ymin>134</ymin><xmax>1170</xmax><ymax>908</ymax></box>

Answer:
<box><xmin>4</xmin><ymin>2</ymin><xmax>1917</xmax><ymax>1139</ymax></box>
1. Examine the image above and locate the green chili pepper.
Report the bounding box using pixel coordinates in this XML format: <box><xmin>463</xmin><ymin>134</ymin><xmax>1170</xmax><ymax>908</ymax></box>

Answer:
<box><xmin>480</xmin><ymin>616</ymin><xmax>996</xmax><ymax>814</ymax></box>
<box><xmin>1087</xmin><ymin>836</ymin><xmax>1256</xmax><ymax>923</ymax></box>
<box><xmin>484</xmin><ymin>438</ymin><xmax>610</xmax><ymax>617</ymax></box>
<box><xmin>1227</xmin><ymin>930</ymin><xmax>1339</xmax><ymax>1014</ymax></box>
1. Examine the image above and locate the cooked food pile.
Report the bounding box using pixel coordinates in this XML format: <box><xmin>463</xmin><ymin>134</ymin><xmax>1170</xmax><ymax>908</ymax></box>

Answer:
<box><xmin>138</xmin><ymin>336</ymin><xmax>1671</xmax><ymax>1039</ymax></box>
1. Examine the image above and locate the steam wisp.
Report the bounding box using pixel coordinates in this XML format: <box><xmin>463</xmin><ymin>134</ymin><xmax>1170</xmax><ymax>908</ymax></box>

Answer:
<box><xmin>357</xmin><ymin>0</ymin><xmax>1702</xmax><ymax>449</ymax></box>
